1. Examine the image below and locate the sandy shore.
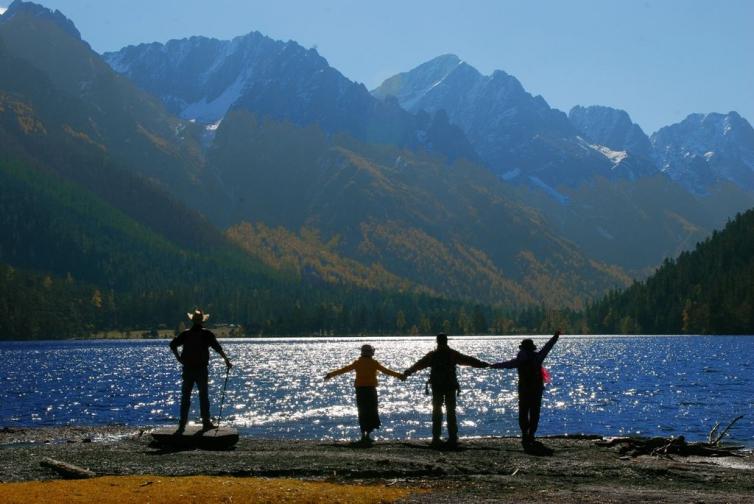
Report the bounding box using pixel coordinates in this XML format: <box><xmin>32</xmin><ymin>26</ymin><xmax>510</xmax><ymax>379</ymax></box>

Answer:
<box><xmin>1</xmin><ymin>427</ymin><xmax>752</xmax><ymax>503</ymax></box>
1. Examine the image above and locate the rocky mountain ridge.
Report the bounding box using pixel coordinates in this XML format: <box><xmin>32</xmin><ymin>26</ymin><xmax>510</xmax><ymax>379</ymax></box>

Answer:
<box><xmin>371</xmin><ymin>54</ymin><xmax>660</xmax><ymax>188</ymax></box>
<box><xmin>103</xmin><ymin>35</ymin><xmax>477</xmax><ymax>163</ymax></box>
<box><xmin>374</xmin><ymin>55</ymin><xmax>754</xmax><ymax>196</ymax></box>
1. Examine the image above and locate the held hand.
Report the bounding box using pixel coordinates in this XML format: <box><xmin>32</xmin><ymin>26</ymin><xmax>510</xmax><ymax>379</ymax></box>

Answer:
<box><xmin>491</xmin><ymin>362</ymin><xmax>502</xmax><ymax>369</ymax></box>
<box><xmin>399</xmin><ymin>373</ymin><xmax>407</xmax><ymax>381</ymax></box>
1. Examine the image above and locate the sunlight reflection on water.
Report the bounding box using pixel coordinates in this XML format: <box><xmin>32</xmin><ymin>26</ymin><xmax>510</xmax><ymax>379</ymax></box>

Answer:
<box><xmin>1</xmin><ymin>336</ymin><xmax>752</xmax><ymax>444</ymax></box>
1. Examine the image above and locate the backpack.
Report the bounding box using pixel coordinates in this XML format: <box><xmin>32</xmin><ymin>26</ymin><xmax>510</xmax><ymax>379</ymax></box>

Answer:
<box><xmin>428</xmin><ymin>348</ymin><xmax>459</xmax><ymax>393</ymax></box>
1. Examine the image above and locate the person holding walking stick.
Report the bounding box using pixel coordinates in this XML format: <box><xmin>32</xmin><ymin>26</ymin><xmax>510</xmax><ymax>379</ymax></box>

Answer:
<box><xmin>170</xmin><ymin>308</ymin><xmax>232</xmax><ymax>433</ymax></box>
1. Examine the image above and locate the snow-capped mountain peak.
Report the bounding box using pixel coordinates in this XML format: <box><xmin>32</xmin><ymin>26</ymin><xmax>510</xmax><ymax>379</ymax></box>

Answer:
<box><xmin>103</xmin><ymin>34</ymin><xmax>478</xmax><ymax>162</ymax></box>
<box><xmin>371</xmin><ymin>55</ymin><xmax>657</xmax><ymax>189</ymax></box>
<box><xmin>651</xmin><ymin>112</ymin><xmax>754</xmax><ymax>193</ymax></box>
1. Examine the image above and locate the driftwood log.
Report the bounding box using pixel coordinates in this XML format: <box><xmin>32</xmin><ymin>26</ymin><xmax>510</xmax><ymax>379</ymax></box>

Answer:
<box><xmin>709</xmin><ymin>415</ymin><xmax>744</xmax><ymax>445</ymax></box>
<box><xmin>39</xmin><ymin>457</ymin><xmax>96</xmax><ymax>479</ymax></box>
<box><xmin>595</xmin><ymin>436</ymin><xmax>744</xmax><ymax>458</ymax></box>
<box><xmin>596</xmin><ymin>415</ymin><xmax>746</xmax><ymax>458</ymax></box>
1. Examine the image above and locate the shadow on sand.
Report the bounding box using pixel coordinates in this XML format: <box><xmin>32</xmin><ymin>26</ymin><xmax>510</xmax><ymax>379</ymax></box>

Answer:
<box><xmin>523</xmin><ymin>441</ymin><xmax>555</xmax><ymax>456</ymax></box>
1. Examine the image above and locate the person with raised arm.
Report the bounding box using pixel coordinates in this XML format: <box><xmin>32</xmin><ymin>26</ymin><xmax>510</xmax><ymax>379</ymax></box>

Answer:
<box><xmin>324</xmin><ymin>344</ymin><xmax>405</xmax><ymax>444</ymax></box>
<box><xmin>403</xmin><ymin>333</ymin><xmax>490</xmax><ymax>448</ymax></box>
<box><xmin>492</xmin><ymin>330</ymin><xmax>561</xmax><ymax>451</ymax></box>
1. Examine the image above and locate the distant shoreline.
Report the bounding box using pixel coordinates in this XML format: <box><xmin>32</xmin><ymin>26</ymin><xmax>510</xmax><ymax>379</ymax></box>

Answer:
<box><xmin>2</xmin><ymin>333</ymin><xmax>753</xmax><ymax>344</ymax></box>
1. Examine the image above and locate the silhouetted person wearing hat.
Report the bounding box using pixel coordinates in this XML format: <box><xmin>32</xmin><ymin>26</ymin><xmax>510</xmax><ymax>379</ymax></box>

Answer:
<box><xmin>404</xmin><ymin>333</ymin><xmax>490</xmax><ymax>447</ymax></box>
<box><xmin>170</xmin><ymin>309</ymin><xmax>232</xmax><ymax>432</ymax></box>
<box><xmin>492</xmin><ymin>330</ymin><xmax>561</xmax><ymax>450</ymax></box>
<box><xmin>325</xmin><ymin>344</ymin><xmax>405</xmax><ymax>443</ymax></box>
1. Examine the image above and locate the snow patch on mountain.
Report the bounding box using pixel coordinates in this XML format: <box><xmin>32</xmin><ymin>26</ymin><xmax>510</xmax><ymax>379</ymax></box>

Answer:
<box><xmin>596</xmin><ymin>226</ymin><xmax>615</xmax><ymax>240</ymax></box>
<box><xmin>528</xmin><ymin>176</ymin><xmax>569</xmax><ymax>205</ymax></box>
<box><xmin>180</xmin><ymin>75</ymin><xmax>246</xmax><ymax>123</ymax></box>
<box><xmin>569</xmin><ymin>105</ymin><xmax>653</xmax><ymax>159</ymax></box>
<box><xmin>592</xmin><ymin>144</ymin><xmax>628</xmax><ymax>165</ymax></box>
<box><xmin>501</xmin><ymin>168</ymin><xmax>521</xmax><ymax>181</ymax></box>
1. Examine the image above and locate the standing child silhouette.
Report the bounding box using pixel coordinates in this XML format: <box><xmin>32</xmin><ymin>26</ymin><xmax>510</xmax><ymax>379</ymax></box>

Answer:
<box><xmin>324</xmin><ymin>344</ymin><xmax>405</xmax><ymax>444</ymax></box>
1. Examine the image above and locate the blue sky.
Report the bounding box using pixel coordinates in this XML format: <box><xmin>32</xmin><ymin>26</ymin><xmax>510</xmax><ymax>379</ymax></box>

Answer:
<box><xmin>2</xmin><ymin>0</ymin><xmax>752</xmax><ymax>133</ymax></box>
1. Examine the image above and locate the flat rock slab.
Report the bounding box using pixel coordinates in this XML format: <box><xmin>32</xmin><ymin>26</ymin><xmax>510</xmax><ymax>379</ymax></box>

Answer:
<box><xmin>151</xmin><ymin>426</ymin><xmax>239</xmax><ymax>450</ymax></box>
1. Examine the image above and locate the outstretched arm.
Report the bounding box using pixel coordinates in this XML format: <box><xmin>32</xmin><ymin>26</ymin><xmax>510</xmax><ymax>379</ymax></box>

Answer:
<box><xmin>403</xmin><ymin>352</ymin><xmax>433</xmax><ymax>377</ymax></box>
<box><xmin>376</xmin><ymin>362</ymin><xmax>406</xmax><ymax>381</ymax></box>
<box><xmin>454</xmin><ymin>350</ymin><xmax>490</xmax><ymax>368</ymax></box>
<box><xmin>491</xmin><ymin>357</ymin><xmax>520</xmax><ymax>369</ymax></box>
<box><xmin>538</xmin><ymin>330</ymin><xmax>561</xmax><ymax>361</ymax></box>
<box><xmin>325</xmin><ymin>361</ymin><xmax>356</xmax><ymax>380</ymax></box>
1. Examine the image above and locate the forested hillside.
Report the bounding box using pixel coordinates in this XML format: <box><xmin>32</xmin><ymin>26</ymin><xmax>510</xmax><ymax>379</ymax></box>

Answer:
<box><xmin>587</xmin><ymin>209</ymin><xmax>754</xmax><ymax>334</ymax></box>
<box><xmin>0</xmin><ymin>159</ymin><xmax>514</xmax><ymax>340</ymax></box>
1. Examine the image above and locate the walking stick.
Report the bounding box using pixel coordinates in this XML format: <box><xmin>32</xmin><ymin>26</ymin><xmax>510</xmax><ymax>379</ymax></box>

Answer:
<box><xmin>216</xmin><ymin>367</ymin><xmax>230</xmax><ymax>430</ymax></box>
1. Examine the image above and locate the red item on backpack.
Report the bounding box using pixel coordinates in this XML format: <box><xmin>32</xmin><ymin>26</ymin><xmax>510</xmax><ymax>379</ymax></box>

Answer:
<box><xmin>541</xmin><ymin>367</ymin><xmax>551</xmax><ymax>383</ymax></box>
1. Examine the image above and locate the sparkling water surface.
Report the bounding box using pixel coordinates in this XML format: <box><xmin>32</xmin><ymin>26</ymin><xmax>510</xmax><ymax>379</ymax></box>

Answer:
<box><xmin>1</xmin><ymin>336</ymin><xmax>752</xmax><ymax>445</ymax></box>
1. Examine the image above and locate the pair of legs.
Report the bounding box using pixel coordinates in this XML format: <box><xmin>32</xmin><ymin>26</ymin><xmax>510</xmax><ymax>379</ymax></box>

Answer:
<box><xmin>179</xmin><ymin>366</ymin><xmax>213</xmax><ymax>430</ymax></box>
<box><xmin>518</xmin><ymin>387</ymin><xmax>543</xmax><ymax>444</ymax></box>
<box><xmin>355</xmin><ymin>386</ymin><xmax>380</xmax><ymax>442</ymax></box>
<box><xmin>432</xmin><ymin>389</ymin><xmax>457</xmax><ymax>445</ymax></box>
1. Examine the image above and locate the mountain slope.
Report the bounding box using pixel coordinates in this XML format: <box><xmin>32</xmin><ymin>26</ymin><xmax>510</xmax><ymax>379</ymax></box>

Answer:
<box><xmin>103</xmin><ymin>34</ymin><xmax>478</xmax><ymax>163</ymax></box>
<box><xmin>0</xmin><ymin>1</ymin><xmax>204</xmax><ymax>178</ymax></box>
<box><xmin>587</xmin><ymin>208</ymin><xmax>754</xmax><ymax>334</ymax></box>
<box><xmin>0</xmin><ymin>4</ymin><xmax>516</xmax><ymax>338</ymax></box>
<box><xmin>0</xmin><ymin>0</ymin><xmax>237</xmax><ymax>226</ymax></box>
<box><xmin>0</xmin><ymin>44</ymin><xmax>226</xmax><ymax>251</ymax></box>
<box><xmin>6</xmin><ymin>2</ymin><xmax>750</xmax><ymax>318</ymax></box>
<box><xmin>0</xmin><ymin>158</ymin><xmax>278</xmax><ymax>334</ymax></box>
<box><xmin>1</xmin><ymin>157</ymin><xmax>502</xmax><ymax>339</ymax></box>
<box><xmin>211</xmin><ymin>110</ymin><xmax>630</xmax><ymax>308</ymax></box>
<box><xmin>517</xmin><ymin>175</ymin><xmax>754</xmax><ymax>276</ymax></box>
<box><xmin>374</xmin><ymin>55</ymin><xmax>754</xmax><ymax>274</ymax></box>
<box><xmin>0</xmin><ymin>2</ymin><xmax>629</xmax><ymax>311</ymax></box>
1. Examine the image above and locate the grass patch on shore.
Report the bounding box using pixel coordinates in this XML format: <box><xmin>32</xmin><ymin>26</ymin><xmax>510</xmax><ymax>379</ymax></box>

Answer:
<box><xmin>0</xmin><ymin>475</ymin><xmax>414</xmax><ymax>503</ymax></box>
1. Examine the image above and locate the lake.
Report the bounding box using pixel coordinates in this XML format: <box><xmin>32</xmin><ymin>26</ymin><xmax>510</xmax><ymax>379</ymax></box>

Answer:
<box><xmin>1</xmin><ymin>336</ymin><xmax>752</xmax><ymax>445</ymax></box>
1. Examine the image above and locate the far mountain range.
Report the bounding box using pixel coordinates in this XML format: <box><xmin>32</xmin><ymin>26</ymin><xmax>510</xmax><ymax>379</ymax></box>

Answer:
<box><xmin>101</xmin><ymin>27</ymin><xmax>754</xmax><ymax>276</ymax></box>
<box><xmin>1</xmin><ymin>0</ymin><xmax>753</xmax><ymax>331</ymax></box>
